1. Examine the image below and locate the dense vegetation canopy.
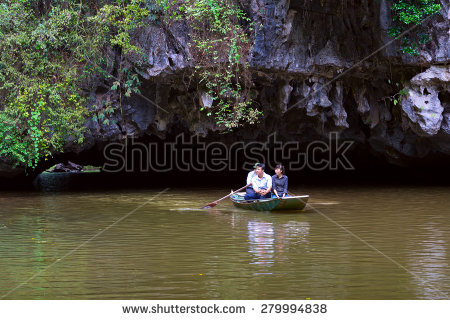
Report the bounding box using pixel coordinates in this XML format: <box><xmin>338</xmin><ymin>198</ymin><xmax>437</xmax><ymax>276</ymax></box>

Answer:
<box><xmin>0</xmin><ymin>0</ymin><xmax>150</xmax><ymax>169</ymax></box>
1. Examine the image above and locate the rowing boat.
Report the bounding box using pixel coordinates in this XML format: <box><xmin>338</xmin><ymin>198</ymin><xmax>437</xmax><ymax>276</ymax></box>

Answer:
<box><xmin>230</xmin><ymin>192</ymin><xmax>309</xmax><ymax>212</ymax></box>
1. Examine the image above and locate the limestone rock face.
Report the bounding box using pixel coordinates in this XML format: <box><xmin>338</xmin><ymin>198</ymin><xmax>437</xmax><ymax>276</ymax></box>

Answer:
<box><xmin>401</xmin><ymin>66</ymin><xmax>449</xmax><ymax>137</ymax></box>
<box><xmin>1</xmin><ymin>0</ymin><xmax>449</xmax><ymax>177</ymax></box>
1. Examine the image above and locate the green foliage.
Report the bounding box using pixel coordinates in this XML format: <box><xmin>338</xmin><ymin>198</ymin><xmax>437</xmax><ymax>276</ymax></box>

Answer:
<box><xmin>0</xmin><ymin>1</ymin><xmax>90</xmax><ymax>168</ymax></box>
<box><xmin>392</xmin><ymin>88</ymin><xmax>410</xmax><ymax>106</ymax></box>
<box><xmin>0</xmin><ymin>0</ymin><xmax>262</xmax><ymax>169</ymax></box>
<box><xmin>89</xmin><ymin>0</ymin><xmax>150</xmax><ymax>55</ymax></box>
<box><xmin>89</xmin><ymin>0</ymin><xmax>149</xmax><ymax>122</ymax></box>
<box><xmin>388</xmin><ymin>0</ymin><xmax>441</xmax><ymax>56</ymax></box>
<box><xmin>384</xmin><ymin>79</ymin><xmax>410</xmax><ymax>107</ymax></box>
<box><xmin>0</xmin><ymin>0</ymin><xmax>150</xmax><ymax>169</ymax></box>
<box><xmin>0</xmin><ymin>82</ymin><xmax>87</xmax><ymax>168</ymax></box>
<box><xmin>158</xmin><ymin>0</ymin><xmax>262</xmax><ymax>130</ymax></box>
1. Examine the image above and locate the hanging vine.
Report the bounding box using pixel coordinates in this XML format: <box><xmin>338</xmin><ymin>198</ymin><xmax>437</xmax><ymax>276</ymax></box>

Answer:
<box><xmin>157</xmin><ymin>0</ymin><xmax>262</xmax><ymax>130</ymax></box>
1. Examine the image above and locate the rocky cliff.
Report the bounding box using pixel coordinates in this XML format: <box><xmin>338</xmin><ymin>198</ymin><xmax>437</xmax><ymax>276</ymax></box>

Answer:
<box><xmin>1</xmin><ymin>0</ymin><xmax>449</xmax><ymax>177</ymax></box>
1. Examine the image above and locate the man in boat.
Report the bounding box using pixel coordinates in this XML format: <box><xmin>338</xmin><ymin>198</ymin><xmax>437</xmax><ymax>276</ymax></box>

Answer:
<box><xmin>244</xmin><ymin>162</ymin><xmax>259</xmax><ymax>199</ymax></box>
<box><xmin>244</xmin><ymin>163</ymin><xmax>272</xmax><ymax>200</ymax></box>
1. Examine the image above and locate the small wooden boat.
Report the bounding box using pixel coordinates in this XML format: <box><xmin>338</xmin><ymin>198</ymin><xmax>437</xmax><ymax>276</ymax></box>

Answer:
<box><xmin>230</xmin><ymin>192</ymin><xmax>309</xmax><ymax>212</ymax></box>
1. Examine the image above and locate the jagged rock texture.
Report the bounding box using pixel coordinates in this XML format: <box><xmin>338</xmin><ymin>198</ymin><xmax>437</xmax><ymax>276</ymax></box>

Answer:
<box><xmin>1</xmin><ymin>0</ymin><xmax>449</xmax><ymax>176</ymax></box>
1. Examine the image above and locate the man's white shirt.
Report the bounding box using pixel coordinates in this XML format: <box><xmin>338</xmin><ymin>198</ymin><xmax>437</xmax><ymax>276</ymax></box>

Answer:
<box><xmin>247</xmin><ymin>170</ymin><xmax>257</xmax><ymax>185</ymax></box>
<box><xmin>251</xmin><ymin>172</ymin><xmax>272</xmax><ymax>190</ymax></box>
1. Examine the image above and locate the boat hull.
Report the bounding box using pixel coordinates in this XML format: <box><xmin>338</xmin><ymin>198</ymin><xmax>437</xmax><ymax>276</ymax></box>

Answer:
<box><xmin>230</xmin><ymin>193</ymin><xmax>309</xmax><ymax>212</ymax></box>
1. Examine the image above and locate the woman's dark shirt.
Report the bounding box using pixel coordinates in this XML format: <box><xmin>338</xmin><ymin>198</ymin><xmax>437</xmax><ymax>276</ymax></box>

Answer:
<box><xmin>271</xmin><ymin>175</ymin><xmax>288</xmax><ymax>194</ymax></box>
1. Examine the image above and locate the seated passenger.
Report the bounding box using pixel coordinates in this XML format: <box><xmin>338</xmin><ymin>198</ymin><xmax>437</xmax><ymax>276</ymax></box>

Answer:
<box><xmin>244</xmin><ymin>163</ymin><xmax>272</xmax><ymax>200</ymax></box>
<box><xmin>272</xmin><ymin>164</ymin><xmax>289</xmax><ymax>198</ymax></box>
<box><xmin>245</xmin><ymin>163</ymin><xmax>259</xmax><ymax>199</ymax></box>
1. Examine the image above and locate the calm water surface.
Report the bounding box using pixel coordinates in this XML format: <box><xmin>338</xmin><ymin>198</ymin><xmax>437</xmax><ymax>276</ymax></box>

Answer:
<box><xmin>0</xmin><ymin>185</ymin><xmax>449</xmax><ymax>299</ymax></box>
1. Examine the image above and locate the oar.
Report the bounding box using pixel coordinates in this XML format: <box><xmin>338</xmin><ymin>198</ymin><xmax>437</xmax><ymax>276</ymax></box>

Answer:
<box><xmin>201</xmin><ymin>184</ymin><xmax>250</xmax><ymax>209</ymax></box>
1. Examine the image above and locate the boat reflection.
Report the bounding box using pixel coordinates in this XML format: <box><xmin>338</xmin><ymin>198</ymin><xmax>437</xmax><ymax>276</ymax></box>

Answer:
<box><xmin>247</xmin><ymin>218</ymin><xmax>310</xmax><ymax>271</ymax></box>
<box><xmin>248</xmin><ymin>220</ymin><xmax>275</xmax><ymax>266</ymax></box>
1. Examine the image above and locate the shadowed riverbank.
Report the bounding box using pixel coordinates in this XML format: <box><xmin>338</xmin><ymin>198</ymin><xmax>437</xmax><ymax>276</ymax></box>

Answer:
<box><xmin>1</xmin><ymin>164</ymin><xmax>450</xmax><ymax>192</ymax></box>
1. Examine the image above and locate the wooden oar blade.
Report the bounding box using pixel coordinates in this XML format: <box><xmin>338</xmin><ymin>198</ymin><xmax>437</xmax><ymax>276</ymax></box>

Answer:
<box><xmin>200</xmin><ymin>184</ymin><xmax>249</xmax><ymax>209</ymax></box>
<box><xmin>201</xmin><ymin>202</ymin><xmax>217</xmax><ymax>209</ymax></box>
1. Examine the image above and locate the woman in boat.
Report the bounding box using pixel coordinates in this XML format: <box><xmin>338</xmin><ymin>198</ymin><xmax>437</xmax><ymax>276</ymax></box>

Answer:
<box><xmin>271</xmin><ymin>164</ymin><xmax>288</xmax><ymax>198</ymax></box>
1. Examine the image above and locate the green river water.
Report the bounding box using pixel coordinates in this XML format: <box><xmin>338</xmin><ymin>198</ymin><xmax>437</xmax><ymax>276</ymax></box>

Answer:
<box><xmin>0</xmin><ymin>185</ymin><xmax>449</xmax><ymax>299</ymax></box>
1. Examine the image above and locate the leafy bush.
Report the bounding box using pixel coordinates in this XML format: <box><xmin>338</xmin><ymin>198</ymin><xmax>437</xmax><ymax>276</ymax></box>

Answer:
<box><xmin>0</xmin><ymin>0</ymin><xmax>150</xmax><ymax>169</ymax></box>
<box><xmin>388</xmin><ymin>0</ymin><xmax>442</xmax><ymax>55</ymax></box>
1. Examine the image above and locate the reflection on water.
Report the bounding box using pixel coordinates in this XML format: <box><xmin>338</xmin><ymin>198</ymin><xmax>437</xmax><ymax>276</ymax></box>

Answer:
<box><xmin>408</xmin><ymin>222</ymin><xmax>449</xmax><ymax>299</ymax></box>
<box><xmin>247</xmin><ymin>220</ymin><xmax>310</xmax><ymax>270</ymax></box>
<box><xmin>0</xmin><ymin>185</ymin><xmax>449</xmax><ymax>299</ymax></box>
<box><xmin>248</xmin><ymin>221</ymin><xmax>275</xmax><ymax>267</ymax></box>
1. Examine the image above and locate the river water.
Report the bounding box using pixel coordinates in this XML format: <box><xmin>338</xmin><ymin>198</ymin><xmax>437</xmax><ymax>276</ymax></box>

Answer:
<box><xmin>0</xmin><ymin>185</ymin><xmax>449</xmax><ymax>299</ymax></box>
